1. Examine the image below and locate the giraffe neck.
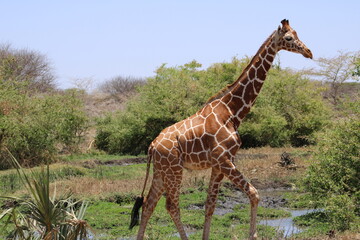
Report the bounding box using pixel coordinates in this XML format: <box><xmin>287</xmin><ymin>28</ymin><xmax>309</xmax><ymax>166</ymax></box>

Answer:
<box><xmin>218</xmin><ymin>31</ymin><xmax>279</xmax><ymax>128</ymax></box>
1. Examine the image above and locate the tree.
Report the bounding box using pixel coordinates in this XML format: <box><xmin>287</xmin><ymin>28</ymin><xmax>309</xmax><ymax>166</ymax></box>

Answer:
<box><xmin>307</xmin><ymin>51</ymin><xmax>360</xmax><ymax>105</ymax></box>
<box><xmin>0</xmin><ymin>44</ymin><xmax>56</xmax><ymax>93</ymax></box>
<box><xmin>98</xmin><ymin>76</ymin><xmax>146</xmax><ymax>102</ymax></box>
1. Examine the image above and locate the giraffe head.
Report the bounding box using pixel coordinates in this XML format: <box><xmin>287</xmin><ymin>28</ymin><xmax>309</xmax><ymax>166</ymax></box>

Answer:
<box><xmin>275</xmin><ymin>19</ymin><xmax>313</xmax><ymax>59</ymax></box>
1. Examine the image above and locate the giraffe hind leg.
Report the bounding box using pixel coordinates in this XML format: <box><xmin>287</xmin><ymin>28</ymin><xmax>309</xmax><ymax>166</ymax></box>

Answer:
<box><xmin>136</xmin><ymin>171</ymin><xmax>164</xmax><ymax>240</ymax></box>
<box><xmin>164</xmin><ymin>172</ymin><xmax>189</xmax><ymax>240</ymax></box>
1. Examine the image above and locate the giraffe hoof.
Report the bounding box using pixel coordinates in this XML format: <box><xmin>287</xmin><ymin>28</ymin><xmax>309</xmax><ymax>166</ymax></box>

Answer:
<box><xmin>249</xmin><ymin>232</ymin><xmax>257</xmax><ymax>240</ymax></box>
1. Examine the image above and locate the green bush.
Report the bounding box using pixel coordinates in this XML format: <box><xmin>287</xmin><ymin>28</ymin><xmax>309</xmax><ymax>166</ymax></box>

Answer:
<box><xmin>324</xmin><ymin>194</ymin><xmax>357</xmax><ymax>231</ymax></box>
<box><xmin>0</xmin><ymin>82</ymin><xmax>88</xmax><ymax>169</ymax></box>
<box><xmin>302</xmin><ymin>102</ymin><xmax>360</xmax><ymax>230</ymax></box>
<box><xmin>239</xmin><ymin>69</ymin><xmax>330</xmax><ymax>148</ymax></box>
<box><xmin>96</xmin><ymin>61</ymin><xmax>207</xmax><ymax>155</ymax></box>
<box><xmin>238</xmin><ymin>104</ymin><xmax>288</xmax><ymax>148</ymax></box>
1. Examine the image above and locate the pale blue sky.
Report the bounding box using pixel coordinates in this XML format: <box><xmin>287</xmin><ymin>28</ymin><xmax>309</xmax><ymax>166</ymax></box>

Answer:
<box><xmin>1</xmin><ymin>1</ymin><xmax>359</xmax><ymax>89</ymax></box>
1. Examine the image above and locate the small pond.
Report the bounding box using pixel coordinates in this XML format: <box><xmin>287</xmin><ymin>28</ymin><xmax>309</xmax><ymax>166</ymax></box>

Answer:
<box><xmin>259</xmin><ymin>208</ymin><xmax>318</xmax><ymax>237</ymax></box>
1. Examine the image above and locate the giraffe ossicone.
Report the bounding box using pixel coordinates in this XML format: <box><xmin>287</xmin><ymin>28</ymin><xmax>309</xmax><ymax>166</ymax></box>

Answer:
<box><xmin>130</xmin><ymin>19</ymin><xmax>312</xmax><ymax>240</ymax></box>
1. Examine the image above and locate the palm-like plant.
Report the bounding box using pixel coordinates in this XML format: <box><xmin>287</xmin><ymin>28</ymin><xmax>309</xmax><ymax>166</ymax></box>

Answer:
<box><xmin>0</xmin><ymin>150</ymin><xmax>92</xmax><ymax>239</ymax></box>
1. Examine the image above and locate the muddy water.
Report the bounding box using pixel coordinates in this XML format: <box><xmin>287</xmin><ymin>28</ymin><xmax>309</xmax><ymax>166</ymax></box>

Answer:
<box><xmin>188</xmin><ymin>187</ymin><xmax>317</xmax><ymax>238</ymax></box>
<box><xmin>188</xmin><ymin>187</ymin><xmax>290</xmax><ymax>214</ymax></box>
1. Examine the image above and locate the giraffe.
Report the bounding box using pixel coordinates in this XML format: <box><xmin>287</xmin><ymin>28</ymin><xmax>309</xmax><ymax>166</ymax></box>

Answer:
<box><xmin>129</xmin><ymin>19</ymin><xmax>312</xmax><ymax>240</ymax></box>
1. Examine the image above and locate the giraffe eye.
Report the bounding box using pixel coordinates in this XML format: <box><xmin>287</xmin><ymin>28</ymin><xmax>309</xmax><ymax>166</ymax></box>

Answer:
<box><xmin>285</xmin><ymin>36</ymin><xmax>293</xmax><ymax>41</ymax></box>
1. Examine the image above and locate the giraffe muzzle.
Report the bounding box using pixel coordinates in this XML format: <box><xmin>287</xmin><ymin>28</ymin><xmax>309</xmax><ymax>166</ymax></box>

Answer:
<box><xmin>302</xmin><ymin>48</ymin><xmax>313</xmax><ymax>59</ymax></box>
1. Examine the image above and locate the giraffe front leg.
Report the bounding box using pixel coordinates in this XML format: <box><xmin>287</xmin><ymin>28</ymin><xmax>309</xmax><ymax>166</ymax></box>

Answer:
<box><xmin>247</xmin><ymin>183</ymin><xmax>259</xmax><ymax>240</ymax></box>
<box><xmin>217</xmin><ymin>160</ymin><xmax>259</xmax><ymax>240</ymax></box>
<box><xmin>203</xmin><ymin>169</ymin><xmax>224</xmax><ymax>240</ymax></box>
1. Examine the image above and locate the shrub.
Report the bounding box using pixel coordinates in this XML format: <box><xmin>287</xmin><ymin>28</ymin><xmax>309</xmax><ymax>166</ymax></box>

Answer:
<box><xmin>238</xmin><ymin>104</ymin><xmax>288</xmax><ymax>148</ymax></box>
<box><xmin>303</xmin><ymin>101</ymin><xmax>360</xmax><ymax>230</ymax></box>
<box><xmin>324</xmin><ymin>194</ymin><xmax>357</xmax><ymax>231</ymax></box>
<box><xmin>96</xmin><ymin>61</ymin><xmax>206</xmax><ymax>155</ymax></box>
<box><xmin>239</xmin><ymin>69</ymin><xmax>330</xmax><ymax>148</ymax></box>
<box><xmin>0</xmin><ymin>83</ymin><xmax>88</xmax><ymax>169</ymax></box>
<box><xmin>304</xmin><ymin>116</ymin><xmax>359</xmax><ymax>198</ymax></box>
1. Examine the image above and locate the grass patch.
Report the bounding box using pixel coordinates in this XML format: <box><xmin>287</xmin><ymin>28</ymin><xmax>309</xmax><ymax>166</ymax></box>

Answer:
<box><xmin>282</xmin><ymin>191</ymin><xmax>319</xmax><ymax>209</ymax></box>
<box><xmin>291</xmin><ymin>210</ymin><xmax>360</xmax><ymax>239</ymax></box>
<box><xmin>60</xmin><ymin>152</ymin><xmax>146</xmax><ymax>163</ymax></box>
<box><xmin>87</xmin><ymin>163</ymin><xmax>149</xmax><ymax>180</ymax></box>
<box><xmin>0</xmin><ymin>164</ymin><xmax>85</xmax><ymax>194</ymax></box>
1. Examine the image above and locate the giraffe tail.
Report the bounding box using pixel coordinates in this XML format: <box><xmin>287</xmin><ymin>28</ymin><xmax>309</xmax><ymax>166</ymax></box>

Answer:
<box><xmin>129</xmin><ymin>145</ymin><xmax>153</xmax><ymax>230</ymax></box>
<box><xmin>129</xmin><ymin>196</ymin><xmax>144</xmax><ymax>229</ymax></box>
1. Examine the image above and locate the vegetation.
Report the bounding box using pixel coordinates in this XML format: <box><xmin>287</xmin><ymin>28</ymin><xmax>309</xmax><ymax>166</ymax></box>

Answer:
<box><xmin>353</xmin><ymin>56</ymin><xmax>360</xmax><ymax>76</ymax></box>
<box><xmin>98</xmin><ymin>76</ymin><xmax>146</xmax><ymax>102</ymax></box>
<box><xmin>0</xmin><ymin>44</ymin><xmax>56</xmax><ymax>93</ymax></box>
<box><xmin>95</xmin><ymin>60</ymin><xmax>209</xmax><ymax>155</ymax></box>
<box><xmin>239</xmin><ymin>69</ymin><xmax>330</xmax><ymax>148</ymax></box>
<box><xmin>0</xmin><ymin>83</ymin><xmax>88</xmax><ymax>169</ymax></box>
<box><xmin>307</xmin><ymin>50</ymin><xmax>360</xmax><ymax>105</ymax></box>
<box><xmin>302</xmin><ymin>100</ymin><xmax>360</xmax><ymax>231</ymax></box>
<box><xmin>0</xmin><ymin>152</ymin><xmax>92</xmax><ymax>239</ymax></box>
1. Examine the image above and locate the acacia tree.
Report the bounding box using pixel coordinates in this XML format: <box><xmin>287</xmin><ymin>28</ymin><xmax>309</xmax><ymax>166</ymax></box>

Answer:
<box><xmin>308</xmin><ymin>51</ymin><xmax>359</xmax><ymax>105</ymax></box>
<box><xmin>98</xmin><ymin>76</ymin><xmax>146</xmax><ymax>102</ymax></box>
<box><xmin>0</xmin><ymin>44</ymin><xmax>56</xmax><ymax>93</ymax></box>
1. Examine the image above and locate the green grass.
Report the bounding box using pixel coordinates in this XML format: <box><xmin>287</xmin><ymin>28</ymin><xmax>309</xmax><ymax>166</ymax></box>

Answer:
<box><xmin>0</xmin><ymin>160</ymin><xmax>148</xmax><ymax>195</ymax></box>
<box><xmin>84</xmin><ymin>188</ymin><xmax>291</xmax><ymax>239</ymax></box>
<box><xmin>87</xmin><ymin>163</ymin><xmax>150</xmax><ymax>180</ymax></box>
<box><xmin>0</xmin><ymin>164</ymin><xmax>85</xmax><ymax>194</ymax></box>
<box><xmin>60</xmin><ymin>152</ymin><xmax>146</xmax><ymax>163</ymax></box>
<box><xmin>282</xmin><ymin>191</ymin><xmax>319</xmax><ymax>209</ymax></box>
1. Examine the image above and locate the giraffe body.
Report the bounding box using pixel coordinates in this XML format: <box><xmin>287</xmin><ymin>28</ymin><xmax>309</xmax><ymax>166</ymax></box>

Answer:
<box><xmin>131</xmin><ymin>19</ymin><xmax>312</xmax><ymax>240</ymax></box>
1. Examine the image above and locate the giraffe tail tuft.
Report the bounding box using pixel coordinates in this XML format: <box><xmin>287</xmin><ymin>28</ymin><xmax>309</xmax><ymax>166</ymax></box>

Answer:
<box><xmin>129</xmin><ymin>196</ymin><xmax>144</xmax><ymax>229</ymax></box>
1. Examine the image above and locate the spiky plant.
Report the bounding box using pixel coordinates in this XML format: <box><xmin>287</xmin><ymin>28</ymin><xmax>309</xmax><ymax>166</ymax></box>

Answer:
<box><xmin>0</xmin><ymin>150</ymin><xmax>93</xmax><ymax>239</ymax></box>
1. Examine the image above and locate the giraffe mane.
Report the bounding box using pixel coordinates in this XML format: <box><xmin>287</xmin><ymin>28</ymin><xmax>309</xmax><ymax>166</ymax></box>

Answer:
<box><xmin>205</xmin><ymin>30</ymin><xmax>276</xmax><ymax>105</ymax></box>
